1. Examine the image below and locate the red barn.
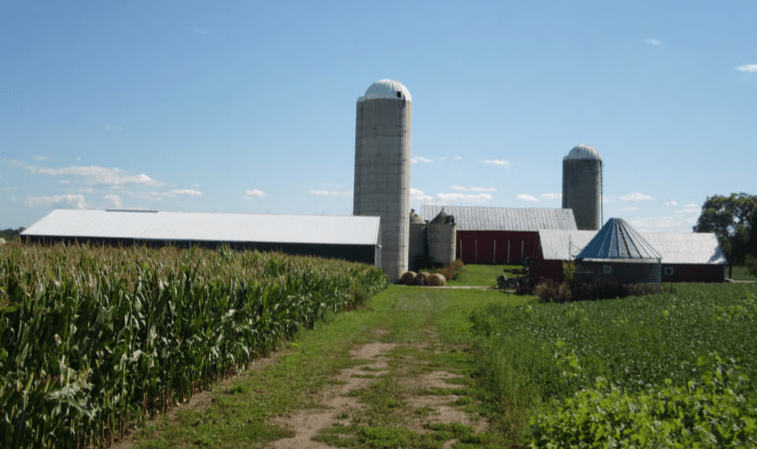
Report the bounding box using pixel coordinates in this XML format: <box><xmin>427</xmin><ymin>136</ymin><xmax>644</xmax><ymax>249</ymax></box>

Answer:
<box><xmin>533</xmin><ymin>229</ymin><xmax>727</xmax><ymax>283</ymax></box>
<box><xmin>420</xmin><ymin>206</ymin><xmax>577</xmax><ymax>265</ymax></box>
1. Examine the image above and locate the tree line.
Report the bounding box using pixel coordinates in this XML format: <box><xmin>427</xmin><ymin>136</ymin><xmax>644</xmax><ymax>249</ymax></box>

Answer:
<box><xmin>0</xmin><ymin>227</ymin><xmax>25</xmax><ymax>241</ymax></box>
<box><xmin>693</xmin><ymin>192</ymin><xmax>757</xmax><ymax>275</ymax></box>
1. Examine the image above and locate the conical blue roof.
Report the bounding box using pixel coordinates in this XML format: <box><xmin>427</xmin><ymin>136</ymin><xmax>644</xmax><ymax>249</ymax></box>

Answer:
<box><xmin>575</xmin><ymin>218</ymin><xmax>661</xmax><ymax>260</ymax></box>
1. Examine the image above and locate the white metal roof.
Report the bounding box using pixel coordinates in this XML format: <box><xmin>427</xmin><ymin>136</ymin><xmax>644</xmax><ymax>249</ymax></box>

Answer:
<box><xmin>420</xmin><ymin>206</ymin><xmax>577</xmax><ymax>232</ymax></box>
<box><xmin>576</xmin><ymin>218</ymin><xmax>661</xmax><ymax>260</ymax></box>
<box><xmin>538</xmin><ymin>230</ymin><xmax>597</xmax><ymax>260</ymax></box>
<box><xmin>358</xmin><ymin>79</ymin><xmax>412</xmax><ymax>102</ymax></box>
<box><xmin>564</xmin><ymin>144</ymin><xmax>601</xmax><ymax>161</ymax></box>
<box><xmin>539</xmin><ymin>229</ymin><xmax>726</xmax><ymax>265</ymax></box>
<box><xmin>641</xmin><ymin>232</ymin><xmax>727</xmax><ymax>264</ymax></box>
<box><xmin>21</xmin><ymin>209</ymin><xmax>381</xmax><ymax>246</ymax></box>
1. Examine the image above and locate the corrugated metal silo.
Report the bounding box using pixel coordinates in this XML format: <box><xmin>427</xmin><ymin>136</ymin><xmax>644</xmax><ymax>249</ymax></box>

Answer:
<box><xmin>562</xmin><ymin>144</ymin><xmax>602</xmax><ymax>231</ymax></box>
<box><xmin>353</xmin><ymin>79</ymin><xmax>412</xmax><ymax>281</ymax></box>
<box><xmin>574</xmin><ymin>218</ymin><xmax>661</xmax><ymax>292</ymax></box>
<box><xmin>428</xmin><ymin>209</ymin><xmax>456</xmax><ymax>265</ymax></box>
<box><xmin>408</xmin><ymin>209</ymin><xmax>427</xmax><ymax>272</ymax></box>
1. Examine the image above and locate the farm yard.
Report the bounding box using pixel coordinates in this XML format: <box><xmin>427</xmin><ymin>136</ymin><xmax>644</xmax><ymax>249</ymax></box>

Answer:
<box><xmin>1</xmin><ymin>242</ymin><xmax>756</xmax><ymax>448</ymax></box>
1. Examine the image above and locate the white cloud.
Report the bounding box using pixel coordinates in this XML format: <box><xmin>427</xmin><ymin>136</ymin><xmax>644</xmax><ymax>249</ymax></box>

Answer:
<box><xmin>684</xmin><ymin>203</ymin><xmax>698</xmax><ymax>208</ymax></box>
<box><xmin>410</xmin><ymin>188</ymin><xmax>433</xmax><ymax>203</ymax></box>
<box><xmin>451</xmin><ymin>186</ymin><xmax>497</xmax><ymax>192</ymax></box>
<box><xmin>242</xmin><ymin>189</ymin><xmax>266</xmax><ymax>199</ymax></box>
<box><xmin>411</xmin><ymin>156</ymin><xmax>433</xmax><ymax>164</ymax></box>
<box><xmin>22</xmin><ymin>163</ymin><xmax>163</xmax><ymax>187</ymax></box>
<box><xmin>24</xmin><ymin>194</ymin><xmax>89</xmax><ymax>209</ymax></box>
<box><xmin>454</xmin><ymin>156</ymin><xmax>462</xmax><ymax>160</ymax></box>
<box><xmin>104</xmin><ymin>194</ymin><xmax>122</xmax><ymax>208</ymax></box>
<box><xmin>34</xmin><ymin>155</ymin><xmax>49</xmax><ymax>161</ymax></box>
<box><xmin>412</xmin><ymin>188</ymin><xmax>493</xmax><ymax>205</ymax></box>
<box><xmin>645</xmin><ymin>39</ymin><xmax>663</xmax><ymax>46</ymax></box>
<box><xmin>79</xmin><ymin>188</ymin><xmax>94</xmax><ymax>194</ymax></box>
<box><xmin>620</xmin><ymin>207</ymin><xmax>638</xmax><ymax>212</ymax></box>
<box><xmin>308</xmin><ymin>190</ymin><xmax>351</xmax><ymax>197</ymax></box>
<box><xmin>169</xmin><ymin>189</ymin><xmax>202</xmax><ymax>196</ymax></box>
<box><xmin>541</xmin><ymin>193</ymin><xmax>562</xmax><ymax>200</ymax></box>
<box><xmin>517</xmin><ymin>194</ymin><xmax>539</xmax><ymax>202</ymax></box>
<box><xmin>102</xmin><ymin>125</ymin><xmax>112</xmax><ymax>130</ymax></box>
<box><xmin>629</xmin><ymin>215</ymin><xmax>697</xmax><ymax>233</ymax></box>
<box><xmin>620</xmin><ymin>192</ymin><xmax>654</xmax><ymax>202</ymax></box>
<box><xmin>676</xmin><ymin>207</ymin><xmax>700</xmax><ymax>214</ymax></box>
<box><xmin>483</xmin><ymin>159</ymin><xmax>509</xmax><ymax>167</ymax></box>
<box><xmin>736</xmin><ymin>64</ymin><xmax>757</xmax><ymax>72</ymax></box>
<box><xmin>125</xmin><ymin>189</ymin><xmax>204</xmax><ymax>201</ymax></box>
<box><xmin>437</xmin><ymin>193</ymin><xmax>493</xmax><ymax>203</ymax></box>
<box><xmin>59</xmin><ymin>180</ymin><xmax>70</xmax><ymax>184</ymax></box>
<box><xmin>10</xmin><ymin>196</ymin><xmax>17</xmax><ymax>203</ymax></box>
<box><xmin>664</xmin><ymin>201</ymin><xmax>678</xmax><ymax>206</ymax></box>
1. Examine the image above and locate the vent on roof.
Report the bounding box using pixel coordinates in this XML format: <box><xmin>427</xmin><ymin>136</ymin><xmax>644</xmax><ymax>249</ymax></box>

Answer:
<box><xmin>106</xmin><ymin>209</ymin><xmax>158</xmax><ymax>213</ymax></box>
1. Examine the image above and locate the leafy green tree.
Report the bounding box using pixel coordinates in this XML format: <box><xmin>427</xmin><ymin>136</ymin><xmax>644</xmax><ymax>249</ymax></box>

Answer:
<box><xmin>0</xmin><ymin>226</ymin><xmax>25</xmax><ymax>241</ymax></box>
<box><xmin>746</xmin><ymin>254</ymin><xmax>757</xmax><ymax>278</ymax></box>
<box><xmin>693</xmin><ymin>193</ymin><xmax>757</xmax><ymax>265</ymax></box>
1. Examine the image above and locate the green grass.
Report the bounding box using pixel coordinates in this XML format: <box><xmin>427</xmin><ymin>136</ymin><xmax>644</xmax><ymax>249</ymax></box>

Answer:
<box><xmin>445</xmin><ymin>264</ymin><xmax>523</xmax><ymax>287</ymax></box>
<box><xmin>730</xmin><ymin>265</ymin><xmax>757</xmax><ymax>280</ymax></box>
<box><xmin>131</xmin><ymin>284</ymin><xmax>528</xmax><ymax>448</ymax></box>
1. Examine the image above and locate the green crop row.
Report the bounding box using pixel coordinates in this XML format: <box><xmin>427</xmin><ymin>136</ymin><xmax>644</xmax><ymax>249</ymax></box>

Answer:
<box><xmin>0</xmin><ymin>242</ymin><xmax>387</xmax><ymax>448</ymax></box>
<box><xmin>468</xmin><ymin>283</ymin><xmax>757</xmax><ymax>446</ymax></box>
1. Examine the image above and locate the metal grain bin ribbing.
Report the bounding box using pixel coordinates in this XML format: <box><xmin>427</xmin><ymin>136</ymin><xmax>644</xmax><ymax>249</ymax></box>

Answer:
<box><xmin>574</xmin><ymin>218</ymin><xmax>661</xmax><ymax>292</ymax></box>
<box><xmin>562</xmin><ymin>144</ymin><xmax>602</xmax><ymax>231</ymax></box>
<box><xmin>353</xmin><ymin>79</ymin><xmax>412</xmax><ymax>282</ymax></box>
<box><xmin>428</xmin><ymin>209</ymin><xmax>456</xmax><ymax>265</ymax></box>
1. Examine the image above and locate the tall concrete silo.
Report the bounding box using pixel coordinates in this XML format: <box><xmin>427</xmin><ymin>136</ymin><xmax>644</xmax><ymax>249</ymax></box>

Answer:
<box><xmin>562</xmin><ymin>144</ymin><xmax>602</xmax><ymax>231</ymax></box>
<box><xmin>353</xmin><ymin>79</ymin><xmax>412</xmax><ymax>281</ymax></box>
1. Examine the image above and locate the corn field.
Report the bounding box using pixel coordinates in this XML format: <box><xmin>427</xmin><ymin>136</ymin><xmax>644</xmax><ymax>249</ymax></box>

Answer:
<box><xmin>0</xmin><ymin>242</ymin><xmax>387</xmax><ymax>448</ymax></box>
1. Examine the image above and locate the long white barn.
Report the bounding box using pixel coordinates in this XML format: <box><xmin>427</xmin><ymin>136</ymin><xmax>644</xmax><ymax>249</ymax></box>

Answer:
<box><xmin>22</xmin><ymin>209</ymin><xmax>382</xmax><ymax>266</ymax></box>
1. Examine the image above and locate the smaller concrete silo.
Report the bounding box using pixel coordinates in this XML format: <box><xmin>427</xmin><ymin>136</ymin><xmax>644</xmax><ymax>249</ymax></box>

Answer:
<box><xmin>408</xmin><ymin>209</ymin><xmax>427</xmax><ymax>272</ymax></box>
<box><xmin>427</xmin><ymin>209</ymin><xmax>456</xmax><ymax>266</ymax></box>
<box><xmin>562</xmin><ymin>144</ymin><xmax>602</xmax><ymax>231</ymax></box>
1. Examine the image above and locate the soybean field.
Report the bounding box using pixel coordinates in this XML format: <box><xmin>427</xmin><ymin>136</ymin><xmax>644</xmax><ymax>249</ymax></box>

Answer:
<box><xmin>471</xmin><ymin>283</ymin><xmax>757</xmax><ymax>447</ymax></box>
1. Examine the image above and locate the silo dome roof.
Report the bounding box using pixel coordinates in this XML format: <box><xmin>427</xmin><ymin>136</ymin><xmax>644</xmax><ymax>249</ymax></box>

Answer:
<box><xmin>409</xmin><ymin>209</ymin><xmax>426</xmax><ymax>224</ymax></box>
<box><xmin>358</xmin><ymin>79</ymin><xmax>412</xmax><ymax>102</ymax></box>
<box><xmin>564</xmin><ymin>144</ymin><xmax>601</xmax><ymax>161</ymax></box>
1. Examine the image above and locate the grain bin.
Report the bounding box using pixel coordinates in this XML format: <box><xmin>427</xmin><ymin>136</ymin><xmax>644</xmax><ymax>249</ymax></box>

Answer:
<box><xmin>353</xmin><ymin>79</ymin><xmax>412</xmax><ymax>282</ymax></box>
<box><xmin>428</xmin><ymin>209</ymin><xmax>456</xmax><ymax>266</ymax></box>
<box><xmin>574</xmin><ymin>218</ymin><xmax>662</xmax><ymax>292</ymax></box>
<box><xmin>408</xmin><ymin>209</ymin><xmax>427</xmax><ymax>272</ymax></box>
<box><xmin>562</xmin><ymin>144</ymin><xmax>602</xmax><ymax>231</ymax></box>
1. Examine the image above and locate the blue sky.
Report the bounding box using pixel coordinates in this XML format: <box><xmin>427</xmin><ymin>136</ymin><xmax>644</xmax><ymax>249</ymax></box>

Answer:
<box><xmin>1</xmin><ymin>0</ymin><xmax>755</xmax><ymax>232</ymax></box>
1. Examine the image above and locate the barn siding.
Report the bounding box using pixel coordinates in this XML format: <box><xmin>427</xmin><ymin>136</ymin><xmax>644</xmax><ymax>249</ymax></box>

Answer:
<box><xmin>456</xmin><ymin>230</ymin><xmax>539</xmax><ymax>265</ymax></box>
<box><xmin>662</xmin><ymin>264</ymin><xmax>725</xmax><ymax>283</ymax></box>
<box><xmin>23</xmin><ymin>235</ymin><xmax>379</xmax><ymax>266</ymax></box>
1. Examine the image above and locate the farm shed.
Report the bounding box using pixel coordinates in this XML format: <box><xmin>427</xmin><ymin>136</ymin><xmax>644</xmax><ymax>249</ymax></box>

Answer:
<box><xmin>21</xmin><ymin>209</ymin><xmax>382</xmax><ymax>266</ymax></box>
<box><xmin>573</xmin><ymin>218</ymin><xmax>662</xmax><ymax>292</ymax></box>
<box><xmin>534</xmin><ymin>229</ymin><xmax>726</xmax><ymax>283</ymax></box>
<box><xmin>420</xmin><ymin>205</ymin><xmax>577</xmax><ymax>265</ymax></box>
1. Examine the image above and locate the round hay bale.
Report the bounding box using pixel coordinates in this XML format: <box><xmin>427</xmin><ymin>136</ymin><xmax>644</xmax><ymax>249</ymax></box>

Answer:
<box><xmin>427</xmin><ymin>273</ymin><xmax>447</xmax><ymax>286</ymax></box>
<box><xmin>400</xmin><ymin>271</ymin><xmax>417</xmax><ymax>285</ymax></box>
<box><xmin>416</xmin><ymin>271</ymin><xmax>431</xmax><ymax>285</ymax></box>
